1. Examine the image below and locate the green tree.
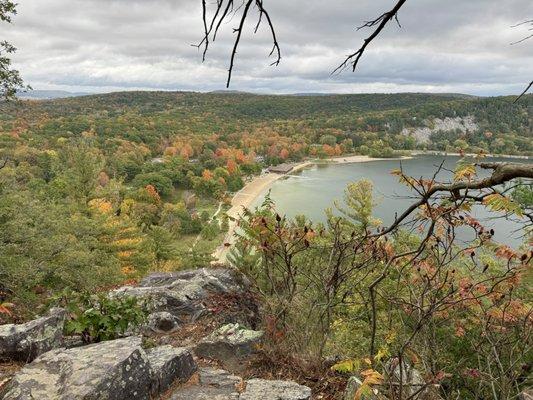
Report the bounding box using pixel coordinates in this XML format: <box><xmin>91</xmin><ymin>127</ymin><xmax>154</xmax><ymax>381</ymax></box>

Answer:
<box><xmin>333</xmin><ymin>179</ymin><xmax>381</xmax><ymax>229</ymax></box>
<box><xmin>51</xmin><ymin>142</ymin><xmax>104</xmax><ymax>202</ymax></box>
<box><xmin>148</xmin><ymin>225</ymin><xmax>178</xmax><ymax>267</ymax></box>
<box><xmin>1</xmin><ymin>0</ymin><xmax>29</xmax><ymax>100</ymax></box>
<box><xmin>131</xmin><ymin>172</ymin><xmax>173</xmax><ymax>197</ymax></box>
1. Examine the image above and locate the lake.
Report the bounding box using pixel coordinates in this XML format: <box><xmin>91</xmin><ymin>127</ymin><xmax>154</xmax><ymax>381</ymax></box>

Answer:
<box><xmin>252</xmin><ymin>155</ymin><xmax>532</xmax><ymax>249</ymax></box>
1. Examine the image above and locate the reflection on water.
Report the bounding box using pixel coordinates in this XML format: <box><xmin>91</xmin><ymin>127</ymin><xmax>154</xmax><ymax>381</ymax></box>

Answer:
<box><xmin>253</xmin><ymin>156</ymin><xmax>532</xmax><ymax>249</ymax></box>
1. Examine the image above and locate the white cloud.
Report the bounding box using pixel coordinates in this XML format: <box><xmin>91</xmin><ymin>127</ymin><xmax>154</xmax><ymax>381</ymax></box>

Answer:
<box><xmin>3</xmin><ymin>0</ymin><xmax>532</xmax><ymax>95</ymax></box>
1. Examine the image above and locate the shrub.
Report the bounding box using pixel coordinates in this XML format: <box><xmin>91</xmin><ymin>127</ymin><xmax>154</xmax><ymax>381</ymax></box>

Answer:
<box><xmin>52</xmin><ymin>290</ymin><xmax>148</xmax><ymax>343</ymax></box>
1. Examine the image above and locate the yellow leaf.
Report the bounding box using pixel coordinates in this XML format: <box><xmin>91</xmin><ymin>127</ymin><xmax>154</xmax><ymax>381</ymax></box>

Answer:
<box><xmin>374</xmin><ymin>347</ymin><xmax>389</xmax><ymax>362</ymax></box>
<box><xmin>483</xmin><ymin>193</ymin><xmax>523</xmax><ymax>217</ymax></box>
<box><xmin>331</xmin><ymin>359</ymin><xmax>360</xmax><ymax>373</ymax></box>
<box><xmin>454</xmin><ymin>162</ymin><xmax>476</xmax><ymax>181</ymax></box>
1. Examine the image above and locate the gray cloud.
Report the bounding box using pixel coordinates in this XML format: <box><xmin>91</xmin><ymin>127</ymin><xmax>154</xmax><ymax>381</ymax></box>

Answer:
<box><xmin>3</xmin><ymin>0</ymin><xmax>532</xmax><ymax>95</ymax></box>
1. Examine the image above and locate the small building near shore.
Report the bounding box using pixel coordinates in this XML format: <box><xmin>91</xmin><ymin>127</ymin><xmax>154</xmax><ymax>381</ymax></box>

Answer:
<box><xmin>268</xmin><ymin>163</ymin><xmax>293</xmax><ymax>174</ymax></box>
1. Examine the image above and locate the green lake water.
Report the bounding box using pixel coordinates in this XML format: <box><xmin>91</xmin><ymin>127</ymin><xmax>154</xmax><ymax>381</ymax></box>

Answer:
<box><xmin>252</xmin><ymin>155</ymin><xmax>532</xmax><ymax>249</ymax></box>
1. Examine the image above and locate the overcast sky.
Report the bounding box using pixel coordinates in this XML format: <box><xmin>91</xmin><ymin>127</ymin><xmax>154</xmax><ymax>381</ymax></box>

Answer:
<box><xmin>3</xmin><ymin>0</ymin><xmax>532</xmax><ymax>95</ymax></box>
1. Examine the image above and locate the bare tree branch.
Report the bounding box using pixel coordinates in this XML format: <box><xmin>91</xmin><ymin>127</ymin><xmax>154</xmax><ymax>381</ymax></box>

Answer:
<box><xmin>332</xmin><ymin>0</ymin><xmax>408</xmax><ymax>74</ymax></box>
<box><xmin>514</xmin><ymin>80</ymin><xmax>533</xmax><ymax>103</ymax></box>
<box><xmin>510</xmin><ymin>19</ymin><xmax>532</xmax><ymax>102</ymax></box>
<box><xmin>197</xmin><ymin>0</ymin><xmax>281</xmax><ymax>87</ymax></box>
<box><xmin>510</xmin><ymin>18</ymin><xmax>533</xmax><ymax>44</ymax></box>
<box><xmin>197</xmin><ymin>0</ymin><xmax>531</xmax><ymax>104</ymax></box>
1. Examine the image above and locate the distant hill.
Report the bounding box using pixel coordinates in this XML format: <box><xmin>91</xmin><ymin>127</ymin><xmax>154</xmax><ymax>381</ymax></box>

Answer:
<box><xmin>208</xmin><ymin>90</ymin><xmax>251</xmax><ymax>95</ymax></box>
<box><xmin>1</xmin><ymin>90</ymin><xmax>531</xmax><ymax>156</ymax></box>
<box><xmin>18</xmin><ymin>90</ymin><xmax>90</xmax><ymax>100</ymax></box>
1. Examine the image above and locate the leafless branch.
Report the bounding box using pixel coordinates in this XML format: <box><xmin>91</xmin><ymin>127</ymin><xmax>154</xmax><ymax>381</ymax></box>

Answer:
<box><xmin>514</xmin><ymin>80</ymin><xmax>533</xmax><ymax>103</ymax></box>
<box><xmin>509</xmin><ymin>19</ymin><xmax>532</xmax><ymax>102</ymax></box>
<box><xmin>197</xmin><ymin>0</ymin><xmax>281</xmax><ymax>87</ymax></box>
<box><xmin>510</xmin><ymin>18</ymin><xmax>533</xmax><ymax>44</ymax></box>
<box><xmin>332</xmin><ymin>0</ymin><xmax>408</xmax><ymax>74</ymax></box>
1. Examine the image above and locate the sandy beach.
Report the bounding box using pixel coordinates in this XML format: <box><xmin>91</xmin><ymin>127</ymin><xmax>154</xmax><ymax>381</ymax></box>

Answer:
<box><xmin>227</xmin><ymin>161</ymin><xmax>312</xmax><ymax>218</ymax></box>
<box><xmin>212</xmin><ymin>161</ymin><xmax>312</xmax><ymax>261</ymax></box>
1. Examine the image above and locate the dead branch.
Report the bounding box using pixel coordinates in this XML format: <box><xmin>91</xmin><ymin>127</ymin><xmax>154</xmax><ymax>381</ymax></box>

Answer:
<box><xmin>197</xmin><ymin>0</ymin><xmax>281</xmax><ymax>87</ymax></box>
<box><xmin>332</xmin><ymin>0</ymin><xmax>408</xmax><ymax>74</ymax></box>
<box><xmin>510</xmin><ymin>19</ymin><xmax>533</xmax><ymax>45</ymax></box>
<box><xmin>514</xmin><ymin>80</ymin><xmax>533</xmax><ymax>103</ymax></box>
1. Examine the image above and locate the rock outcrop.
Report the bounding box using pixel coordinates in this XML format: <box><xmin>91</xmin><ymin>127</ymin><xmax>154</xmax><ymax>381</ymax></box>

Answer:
<box><xmin>385</xmin><ymin>360</ymin><xmax>426</xmax><ymax>399</ymax></box>
<box><xmin>169</xmin><ymin>368</ymin><xmax>312</xmax><ymax>400</ymax></box>
<box><xmin>0</xmin><ymin>268</ymin><xmax>314</xmax><ymax>400</ymax></box>
<box><xmin>400</xmin><ymin>116</ymin><xmax>478</xmax><ymax>143</ymax></box>
<box><xmin>112</xmin><ymin>268</ymin><xmax>250</xmax><ymax>322</ymax></box>
<box><xmin>344</xmin><ymin>376</ymin><xmax>379</xmax><ymax>400</ymax></box>
<box><xmin>170</xmin><ymin>367</ymin><xmax>242</xmax><ymax>400</ymax></box>
<box><xmin>0</xmin><ymin>307</ymin><xmax>66</xmax><ymax>362</ymax></box>
<box><xmin>146</xmin><ymin>345</ymin><xmax>196</xmax><ymax>394</ymax></box>
<box><xmin>147</xmin><ymin>311</ymin><xmax>180</xmax><ymax>334</ymax></box>
<box><xmin>194</xmin><ymin>323</ymin><xmax>263</xmax><ymax>362</ymax></box>
<box><xmin>1</xmin><ymin>336</ymin><xmax>197</xmax><ymax>400</ymax></box>
<box><xmin>2</xmin><ymin>336</ymin><xmax>153</xmax><ymax>399</ymax></box>
<box><xmin>240</xmin><ymin>379</ymin><xmax>312</xmax><ymax>400</ymax></box>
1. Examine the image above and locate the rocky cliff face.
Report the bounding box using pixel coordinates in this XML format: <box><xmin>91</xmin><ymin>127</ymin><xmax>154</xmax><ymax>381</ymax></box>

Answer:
<box><xmin>401</xmin><ymin>116</ymin><xmax>478</xmax><ymax>143</ymax></box>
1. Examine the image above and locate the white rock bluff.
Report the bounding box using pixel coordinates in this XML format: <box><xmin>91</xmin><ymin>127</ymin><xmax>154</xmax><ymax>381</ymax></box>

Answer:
<box><xmin>400</xmin><ymin>116</ymin><xmax>478</xmax><ymax>143</ymax></box>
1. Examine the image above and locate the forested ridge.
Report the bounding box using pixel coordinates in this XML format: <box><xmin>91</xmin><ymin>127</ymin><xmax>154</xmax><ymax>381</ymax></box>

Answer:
<box><xmin>1</xmin><ymin>91</ymin><xmax>532</xmax><ymax>158</ymax></box>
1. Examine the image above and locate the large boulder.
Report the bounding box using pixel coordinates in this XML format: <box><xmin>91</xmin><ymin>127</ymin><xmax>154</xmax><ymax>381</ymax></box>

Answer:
<box><xmin>170</xmin><ymin>367</ymin><xmax>242</xmax><ymax>400</ymax></box>
<box><xmin>112</xmin><ymin>268</ymin><xmax>249</xmax><ymax>321</ymax></box>
<box><xmin>240</xmin><ymin>379</ymin><xmax>312</xmax><ymax>400</ymax></box>
<box><xmin>146</xmin><ymin>345</ymin><xmax>197</xmax><ymax>394</ymax></box>
<box><xmin>2</xmin><ymin>336</ymin><xmax>153</xmax><ymax>400</ymax></box>
<box><xmin>169</xmin><ymin>370</ymin><xmax>311</xmax><ymax>400</ymax></box>
<box><xmin>0</xmin><ymin>307</ymin><xmax>66</xmax><ymax>362</ymax></box>
<box><xmin>194</xmin><ymin>323</ymin><xmax>263</xmax><ymax>362</ymax></box>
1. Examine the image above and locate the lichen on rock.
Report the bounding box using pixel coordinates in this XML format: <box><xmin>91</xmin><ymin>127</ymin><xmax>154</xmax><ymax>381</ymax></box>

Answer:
<box><xmin>0</xmin><ymin>307</ymin><xmax>66</xmax><ymax>362</ymax></box>
<box><xmin>194</xmin><ymin>323</ymin><xmax>263</xmax><ymax>362</ymax></box>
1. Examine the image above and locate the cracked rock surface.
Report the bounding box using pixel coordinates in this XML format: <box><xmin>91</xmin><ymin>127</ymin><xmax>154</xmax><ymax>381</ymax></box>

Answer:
<box><xmin>194</xmin><ymin>323</ymin><xmax>263</xmax><ymax>362</ymax></box>
<box><xmin>0</xmin><ymin>308</ymin><xmax>66</xmax><ymax>362</ymax></box>
<box><xmin>112</xmin><ymin>268</ymin><xmax>250</xmax><ymax>321</ymax></box>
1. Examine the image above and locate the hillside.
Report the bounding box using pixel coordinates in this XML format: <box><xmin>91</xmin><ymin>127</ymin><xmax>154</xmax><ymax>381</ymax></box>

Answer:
<box><xmin>1</xmin><ymin>92</ymin><xmax>531</xmax><ymax>159</ymax></box>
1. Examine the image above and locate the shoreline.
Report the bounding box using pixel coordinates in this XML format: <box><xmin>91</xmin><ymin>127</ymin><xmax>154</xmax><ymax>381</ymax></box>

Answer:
<box><xmin>212</xmin><ymin>155</ymin><xmax>407</xmax><ymax>261</ymax></box>
<box><xmin>326</xmin><ymin>154</ymin><xmax>412</xmax><ymax>164</ymax></box>
<box><xmin>411</xmin><ymin>150</ymin><xmax>532</xmax><ymax>160</ymax></box>
<box><xmin>212</xmin><ymin>160</ymin><xmax>312</xmax><ymax>262</ymax></box>
<box><xmin>212</xmin><ymin>151</ymin><xmax>530</xmax><ymax>261</ymax></box>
